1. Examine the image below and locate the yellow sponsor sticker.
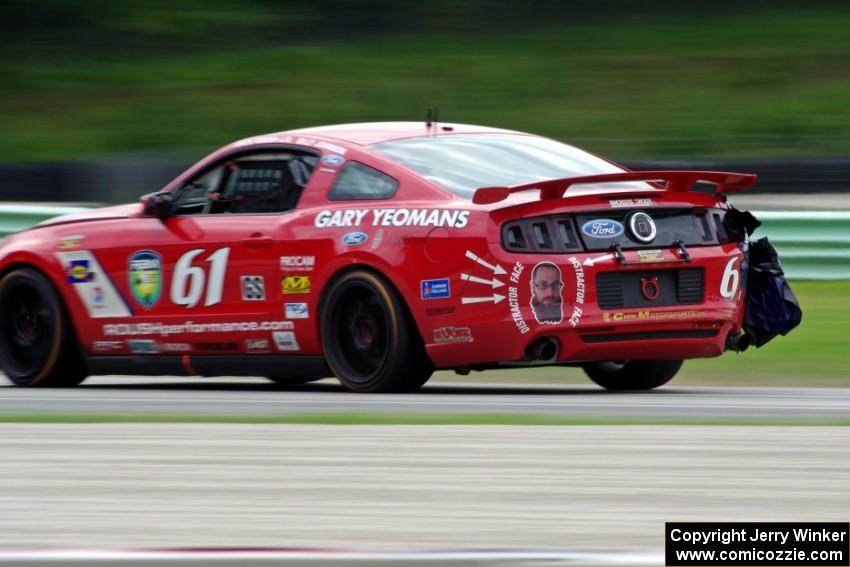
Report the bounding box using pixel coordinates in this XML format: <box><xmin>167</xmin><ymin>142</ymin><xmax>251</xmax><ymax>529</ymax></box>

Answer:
<box><xmin>602</xmin><ymin>310</ymin><xmax>707</xmax><ymax>322</ymax></box>
<box><xmin>282</xmin><ymin>275</ymin><xmax>311</xmax><ymax>295</ymax></box>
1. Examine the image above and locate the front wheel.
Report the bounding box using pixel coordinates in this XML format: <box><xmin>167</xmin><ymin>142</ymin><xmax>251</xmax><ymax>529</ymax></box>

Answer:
<box><xmin>582</xmin><ymin>359</ymin><xmax>682</xmax><ymax>391</ymax></box>
<box><xmin>0</xmin><ymin>268</ymin><xmax>87</xmax><ymax>387</ymax></box>
<box><xmin>320</xmin><ymin>270</ymin><xmax>433</xmax><ymax>393</ymax></box>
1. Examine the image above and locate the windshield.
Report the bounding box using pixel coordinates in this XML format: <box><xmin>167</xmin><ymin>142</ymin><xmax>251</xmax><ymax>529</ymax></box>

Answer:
<box><xmin>371</xmin><ymin>133</ymin><xmax>655</xmax><ymax>198</ymax></box>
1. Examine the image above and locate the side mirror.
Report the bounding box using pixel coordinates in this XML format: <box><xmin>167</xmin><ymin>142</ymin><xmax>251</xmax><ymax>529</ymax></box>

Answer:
<box><xmin>141</xmin><ymin>191</ymin><xmax>173</xmax><ymax>218</ymax></box>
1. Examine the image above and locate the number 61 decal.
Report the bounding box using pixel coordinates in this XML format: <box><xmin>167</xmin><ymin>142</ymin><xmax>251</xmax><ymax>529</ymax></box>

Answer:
<box><xmin>171</xmin><ymin>248</ymin><xmax>230</xmax><ymax>308</ymax></box>
<box><xmin>720</xmin><ymin>256</ymin><xmax>741</xmax><ymax>299</ymax></box>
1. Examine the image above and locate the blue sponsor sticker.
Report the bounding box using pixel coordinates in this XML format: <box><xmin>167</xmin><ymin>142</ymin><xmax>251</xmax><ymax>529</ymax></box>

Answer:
<box><xmin>66</xmin><ymin>259</ymin><xmax>94</xmax><ymax>283</ymax></box>
<box><xmin>321</xmin><ymin>154</ymin><xmax>345</xmax><ymax>166</ymax></box>
<box><xmin>581</xmin><ymin>219</ymin><xmax>624</xmax><ymax>239</ymax></box>
<box><xmin>342</xmin><ymin>231</ymin><xmax>368</xmax><ymax>246</ymax></box>
<box><xmin>421</xmin><ymin>278</ymin><xmax>451</xmax><ymax>300</ymax></box>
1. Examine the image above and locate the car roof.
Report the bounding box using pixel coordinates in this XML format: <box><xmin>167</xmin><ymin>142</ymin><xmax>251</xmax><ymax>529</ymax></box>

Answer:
<box><xmin>284</xmin><ymin>121</ymin><xmax>527</xmax><ymax>146</ymax></box>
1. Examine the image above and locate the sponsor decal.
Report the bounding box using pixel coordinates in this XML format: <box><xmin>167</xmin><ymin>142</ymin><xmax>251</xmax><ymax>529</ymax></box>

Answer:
<box><xmin>342</xmin><ymin>231</ymin><xmax>368</xmax><ymax>246</ymax></box>
<box><xmin>129</xmin><ymin>250</ymin><xmax>162</xmax><ymax>309</ymax></box>
<box><xmin>159</xmin><ymin>343</ymin><xmax>191</xmax><ymax>353</ymax></box>
<box><xmin>581</xmin><ymin>219</ymin><xmax>624</xmax><ymax>239</ymax></box>
<box><xmin>609</xmin><ymin>198</ymin><xmax>655</xmax><ymax>208</ymax></box>
<box><xmin>272</xmin><ymin>331</ymin><xmax>300</xmax><ymax>352</ymax></box>
<box><xmin>194</xmin><ymin>342</ymin><xmax>239</xmax><ymax>352</ymax></box>
<box><xmin>638</xmin><ymin>249</ymin><xmax>664</xmax><ymax>263</ymax></box>
<box><xmin>280</xmin><ymin>256</ymin><xmax>315</xmax><ymax>271</ymax></box>
<box><xmin>126</xmin><ymin>339</ymin><xmax>158</xmax><ymax>354</ymax></box>
<box><xmin>314</xmin><ymin>208</ymin><xmax>470</xmax><ymax>229</ymax></box>
<box><xmin>433</xmin><ymin>326</ymin><xmax>473</xmax><ymax>344</ymax></box>
<box><xmin>321</xmin><ymin>154</ymin><xmax>345</xmax><ymax>166</ymax></box>
<box><xmin>241</xmin><ymin>275</ymin><xmax>266</xmax><ymax>301</ymax></box>
<box><xmin>421</xmin><ymin>278</ymin><xmax>451</xmax><ymax>300</ymax></box>
<box><xmin>284</xmin><ymin>302</ymin><xmax>309</xmax><ymax>319</ymax></box>
<box><xmin>66</xmin><ymin>260</ymin><xmax>94</xmax><ymax>283</ymax></box>
<box><xmin>245</xmin><ymin>339</ymin><xmax>270</xmax><ymax>353</ymax></box>
<box><xmin>92</xmin><ymin>286</ymin><xmax>106</xmax><ymax>310</ymax></box>
<box><xmin>507</xmin><ymin>262</ymin><xmax>530</xmax><ymax>334</ymax></box>
<box><xmin>57</xmin><ymin>235</ymin><xmax>84</xmax><ymax>249</ymax></box>
<box><xmin>530</xmin><ymin>262</ymin><xmax>564</xmax><ymax>325</ymax></box>
<box><xmin>320</xmin><ymin>167</ymin><xmax>337</xmax><ymax>174</ymax></box>
<box><xmin>56</xmin><ymin>251</ymin><xmax>132</xmax><ymax>318</ymax></box>
<box><xmin>282</xmin><ymin>276</ymin><xmax>311</xmax><ymax>295</ymax></box>
<box><xmin>602</xmin><ymin>309</ymin><xmax>708</xmax><ymax>322</ymax></box>
<box><xmin>628</xmin><ymin>211</ymin><xmax>656</xmax><ymax>243</ymax></box>
<box><xmin>102</xmin><ymin>320</ymin><xmax>294</xmax><ymax>337</ymax></box>
<box><xmin>92</xmin><ymin>340</ymin><xmax>122</xmax><ymax>353</ymax></box>
<box><xmin>568</xmin><ymin>256</ymin><xmax>585</xmax><ymax>328</ymax></box>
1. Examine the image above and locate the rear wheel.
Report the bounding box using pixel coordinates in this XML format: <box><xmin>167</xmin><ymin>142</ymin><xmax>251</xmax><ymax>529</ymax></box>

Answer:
<box><xmin>0</xmin><ymin>268</ymin><xmax>87</xmax><ymax>387</ymax></box>
<box><xmin>320</xmin><ymin>270</ymin><xmax>432</xmax><ymax>393</ymax></box>
<box><xmin>582</xmin><ymin>359</ymin><xmax>682</xmax><ymax>391</ymax></box>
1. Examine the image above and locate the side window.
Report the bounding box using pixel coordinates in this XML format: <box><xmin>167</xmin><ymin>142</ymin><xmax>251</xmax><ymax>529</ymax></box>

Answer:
<box><xmin>328</xmin><ymin>161</ymin><xmax>399</xmax><ymax>201</ymax></box>
<box><xmin>172</xmin><ymin>151</ymin><xmax>317</xmax><ymax>215</ymax></box>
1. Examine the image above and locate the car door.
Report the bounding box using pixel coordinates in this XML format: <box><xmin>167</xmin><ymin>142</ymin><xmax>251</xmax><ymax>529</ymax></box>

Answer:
<box><xmin>91</xmin><ymin>148</ymin><xmax>318</xmax><ymax>357</ymax></box>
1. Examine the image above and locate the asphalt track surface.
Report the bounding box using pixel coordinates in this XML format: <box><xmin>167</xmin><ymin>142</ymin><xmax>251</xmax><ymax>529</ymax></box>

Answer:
<box><xmin>1</xmin><ymin>376</ymin><xmax>849</xmax><ymax>419</ymax></box>
<box><xmin>1</xmin><ymin>424</ymin><xmax>848</xmax><ymax>551</ymax></box>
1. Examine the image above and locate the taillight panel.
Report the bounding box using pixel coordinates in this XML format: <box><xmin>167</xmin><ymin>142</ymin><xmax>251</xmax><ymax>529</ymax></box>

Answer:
<box><xmin>501</xmin><ymin>215</ymin><xmax>582</xmax><ymax>253</ymax></box>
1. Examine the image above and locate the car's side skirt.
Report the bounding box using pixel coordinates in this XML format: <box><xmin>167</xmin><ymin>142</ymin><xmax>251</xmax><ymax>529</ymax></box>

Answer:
<box><xmin>85</xmin><ymin>355</ymin><xmax>331</xmax><ymax>379</ymax></box>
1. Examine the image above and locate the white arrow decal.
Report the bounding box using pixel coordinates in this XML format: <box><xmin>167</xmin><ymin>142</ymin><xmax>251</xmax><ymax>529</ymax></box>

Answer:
<box><xmin>461</xmin><ymin>273</ymin><xmax>505</xmax><ymax>289</ymax></box>
<box><xmin>582</xmin><ymin>253</ymin><xmax>615</xmax><ymax>267</ymax></box>
<box><xmin>465</xmin><ymin>250</ymin><xmax>507</xmax><ymax>275</ymax></box>
<box><xmin>462</xmin><ymin>294</ymin><xmax>506</xmax><ymax>305</ymax></box>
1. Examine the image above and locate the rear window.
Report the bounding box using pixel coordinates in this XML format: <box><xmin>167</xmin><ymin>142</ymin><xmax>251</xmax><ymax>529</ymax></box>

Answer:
<box><xmin>329</xmin><ymin>161</ymin><xmax>398</xmax><ymax>201</ymax></box>
<box><xmin>371</xmin><ymin>134</ymin><xmax>654</xmax><ymax>199</ymax></box>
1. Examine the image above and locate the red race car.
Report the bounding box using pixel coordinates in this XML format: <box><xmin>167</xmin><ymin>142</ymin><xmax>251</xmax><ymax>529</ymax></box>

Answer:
<box><xmin>0</xmin><ymin>122</ymin><xmax>795</xmax><ymax>392</ymax></box>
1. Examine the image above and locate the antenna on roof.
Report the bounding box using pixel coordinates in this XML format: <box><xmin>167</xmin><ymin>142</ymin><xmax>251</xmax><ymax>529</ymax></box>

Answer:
<box><xmin>426</xmin><ymin>107</ymin><xmax>439</xmax><ymax>131</ymax></box>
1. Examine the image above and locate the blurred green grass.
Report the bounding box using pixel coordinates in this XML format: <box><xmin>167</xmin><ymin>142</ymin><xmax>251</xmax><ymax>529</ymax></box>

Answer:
<box><xmin>435</xmin><ymin>281</ymin><xmax>850</xmax><ymax>387</ymax></box>
<box><xmin>3</xmin><ymin>7</ymin><xmax>850</xmax><ymax>161</ymax></box>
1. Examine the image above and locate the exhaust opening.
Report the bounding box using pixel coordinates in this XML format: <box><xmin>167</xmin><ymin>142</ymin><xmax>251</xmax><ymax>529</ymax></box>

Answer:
<box><xmin>725</xmin><ymin>331</ymin><xmax>751</xmax><ymax>353</ymax></box>
<box><xmin>524</xmin><ymin>337</ymin><xmax>559</xmax><ymax>363</ymax></box>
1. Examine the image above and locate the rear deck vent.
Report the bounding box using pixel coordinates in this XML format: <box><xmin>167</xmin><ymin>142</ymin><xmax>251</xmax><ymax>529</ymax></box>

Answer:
<box><xmin>677</xmin><ymin>268</ymin><xmax>704</xmax><ymax>304</ymax></box>
<box><xmin>596</xmin><ymin>273</ymin><xmax>625</xmax><ymax>309</ymax></box>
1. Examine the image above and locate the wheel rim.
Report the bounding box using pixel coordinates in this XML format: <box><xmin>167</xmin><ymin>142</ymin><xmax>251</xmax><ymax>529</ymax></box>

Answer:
<box><xmin>0</xmin><ymin>280</ymin><xmax>54</xmax><ymax>375</ymax></box>
<box><xmin>329</xmin><ymin>282</ymin><xmax>390</xmax><ymax>384</ymax></box>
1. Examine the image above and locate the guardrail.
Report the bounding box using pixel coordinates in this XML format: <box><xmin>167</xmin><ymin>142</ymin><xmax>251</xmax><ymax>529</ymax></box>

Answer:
<box><xmin>0</xmin><ymin>205</ymin><xmax>846</xmax><ymax>280</ymax></box>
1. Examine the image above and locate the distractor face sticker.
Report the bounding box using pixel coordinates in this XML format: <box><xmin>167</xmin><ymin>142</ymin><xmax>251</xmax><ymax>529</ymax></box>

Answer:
<box><xmin>530</xmin><ymin>262</ymin><xmax>564</xmax><ymax>325</ymax></box>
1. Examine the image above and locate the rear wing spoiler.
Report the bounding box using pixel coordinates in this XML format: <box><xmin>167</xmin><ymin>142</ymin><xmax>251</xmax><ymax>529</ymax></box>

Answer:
<box><xmin>471</xmin><ymin>170</ymin><xmax>757</xmax><ymax>205</ymax></box>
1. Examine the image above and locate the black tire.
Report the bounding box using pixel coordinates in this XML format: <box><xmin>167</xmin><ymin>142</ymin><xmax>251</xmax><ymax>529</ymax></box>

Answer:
<box><xmin>266</xmin><ymin>376</ymin><xmax>323</xmax><ymax>386</ymax></box>
<box><xmin>320</xmin><ymin>270</ymin><xmax>433</xmax><ymax>393</ymax></box>
<box><xmin>582</xmin><ymin>359</ymin><xmax>682</xmax><ymax>391</ymax></box>
<box><xmin>0</xmin><ymin>268</ymin><xmax>87</xmax><ymax>387</ymax></box>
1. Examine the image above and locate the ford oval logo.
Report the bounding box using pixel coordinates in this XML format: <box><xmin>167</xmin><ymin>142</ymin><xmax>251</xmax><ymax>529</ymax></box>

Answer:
<box><xmin>342</xmin><ymin>231</ymin><xmax>368</xmax><ymax>246</ymax></box>
<box><xmin>321</xmin><ymin>154</ymin><xmax>345</xmax><ymax>166</ymax></box>
<box><xmin>581</xmin><ymin>219</ymin><xmax>624</xmax><ymax>239</ymax></box>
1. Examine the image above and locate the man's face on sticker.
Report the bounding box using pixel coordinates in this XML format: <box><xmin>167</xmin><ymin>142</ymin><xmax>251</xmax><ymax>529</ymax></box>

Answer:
<box><xmin>532</xmin><ymin>265</ymin><xmax>562</xmax><ymax>306</ymax></box>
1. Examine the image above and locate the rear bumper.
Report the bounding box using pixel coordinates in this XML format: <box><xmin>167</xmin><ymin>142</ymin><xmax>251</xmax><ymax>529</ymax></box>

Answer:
<box><xmin>424</xmin><ymin>243</ymin><xmax>745</xmax><ymax>368</ymax></box>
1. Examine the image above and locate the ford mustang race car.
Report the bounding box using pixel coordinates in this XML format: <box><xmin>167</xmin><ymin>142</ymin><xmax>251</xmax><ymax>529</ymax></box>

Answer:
<box><xmin>0</xmin><ymin>122</ymin><xmax>798</xmax><ymax>392</ymax></box>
